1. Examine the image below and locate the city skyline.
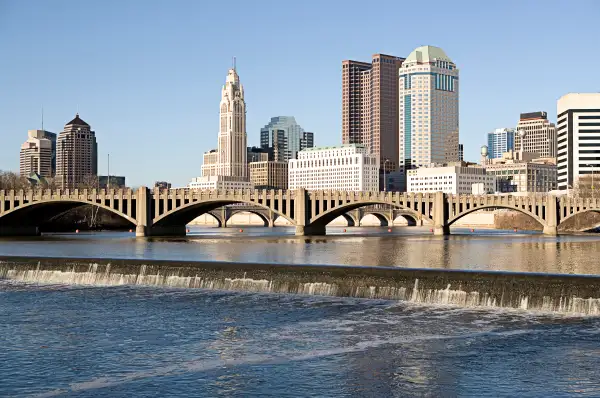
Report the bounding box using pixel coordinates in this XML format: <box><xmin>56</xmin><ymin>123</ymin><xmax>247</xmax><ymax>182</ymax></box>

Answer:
<box><xmin>1</xmin><ymin>1</ymin><xmax>599</xmax><ymax>187</ymax></box>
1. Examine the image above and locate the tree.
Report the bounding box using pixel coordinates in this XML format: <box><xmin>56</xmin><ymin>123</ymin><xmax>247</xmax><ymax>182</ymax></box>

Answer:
<box><xmin>573</xmin><ymin>174</ymin><xmax>599</xmax><ymax>199</ymax></box>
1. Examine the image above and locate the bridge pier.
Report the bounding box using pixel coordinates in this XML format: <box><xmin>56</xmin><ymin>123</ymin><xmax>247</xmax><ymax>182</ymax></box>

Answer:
<box><xmin>433</xmin><ymin>225</ymin><xmax>450</xmax><ymax>236</ymax></box>
<box><xmin>295</xmin><ymin>225</ymin><xmax>326</xmax><ymax>236</ymax></box>
<box><xmin>543</xmin><ymin>226</ymin><xmax>558</xmax><ymax>236</ymax></box>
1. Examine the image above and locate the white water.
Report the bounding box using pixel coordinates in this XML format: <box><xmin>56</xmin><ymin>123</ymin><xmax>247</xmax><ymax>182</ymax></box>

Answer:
<box><xmin>2</xmin><ymin>263</ymin><xmax>600</xmax><ymax>315</ymax></box>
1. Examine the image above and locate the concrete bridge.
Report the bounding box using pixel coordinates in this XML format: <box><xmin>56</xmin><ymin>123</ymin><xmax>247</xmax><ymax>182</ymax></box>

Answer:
<box><xmin>1</xmin><ymin>187</ymin><xmax>599</xmax><ymax>237</ymax></box>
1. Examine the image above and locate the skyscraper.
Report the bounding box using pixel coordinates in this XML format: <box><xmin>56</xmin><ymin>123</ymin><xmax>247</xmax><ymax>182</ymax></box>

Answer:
<box><xmin>342</xmin><ymin>54</ymin><xmax>404</xmax><ymax>175</ymax></box>
<box><xmin>56</xmin><ymin>114</ymin><xmax>98</xmax><ymax>189</ymax></box>
<box><xmin>556</xmin><ymin>93</ymin><xmax>600</xmax><ymax>190</ymax></box>
<box><xmin>260</xmin><ymin>116</ymin><xmax>313</xmax><ymax>161</ymax></box>
<box><xmin>458</xmin><ymin>143</ymin><xmax>464</xmax><ymax>161</ymax></box>
<box><xmin>201</xmin><ymin>65</ymin><xmax>247</xmax><ymax>179</ymax></box>
<box><xmin>398</xmin><ymin>46</ymin><xmax>459</xmax><ymax>171</ymax></box>
<box><xmin>487</xmin><ymin>128</ymin><xmax>515</xmax><ymax>159</ymax></box>
<box><xmin>515</xmin><ymin>112</ymin><xmax>556</xmax><ymax>158</ymax></box>
<box><xmin>191</xmin><ymin>64</ymin><xmax>252</xmax><ymax>189</ymax></box>
<box><xmin>19</xmin><ymin>130</ymin><xmax>56</xmax><ymax>179</ymax></box>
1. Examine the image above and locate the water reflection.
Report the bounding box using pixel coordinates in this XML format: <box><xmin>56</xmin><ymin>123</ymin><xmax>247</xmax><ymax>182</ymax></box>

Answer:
<box><xmin>0</xmin><ymin>226</ymin><xmax>600</xmax><ymax>275</ymax></box>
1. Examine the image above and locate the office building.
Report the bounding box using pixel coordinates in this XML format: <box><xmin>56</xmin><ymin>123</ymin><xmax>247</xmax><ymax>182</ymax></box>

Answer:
<box><xmin>342</xmin><ymin>53</ymin><xmax>404</xmax><ymax>176</ymax></box>
<box><xmin>399</xmin><ymin>45</ymin><xmax>459</xmax><ymax>172</ymax></box>
<box><xmin>289</xmin><ymin>144</ymin><xmax>379</xmax><ymax>191</ymax></box>
<box><xmin>515</xmin><ymin>111</ymin><xmax>556</xmax><ymax>158</ymax></box>
<box><xmin>191</xmin><ymin>64</ymin><xmax>252</xmax><ymax>189</ymax></box>
<box><xmin>557</xmin><ymin>93</ymin><xmax>600</xmax><ymax>190</ymax></box>
<box><xmin>249</xmin><ymin>161</ymin><xmax>288</xmax><ymax>190</ymax></box>
<box><xmin>485</xmin><ymin>151</ymin><xmax>557</xmax><ymax>193</ymax></box>
<box><xmin>260</xmin><ymin>116</ymin><xmax>313</xmax><ymax>161</ymax></box>
<box><xmin>99</xmin><ymin>175</ymin><xmax>126</xmax><ymax>188</ymax></box>
<box><xmin>247</xmin><ymin>146</ymin><xmax>272</xmax><ymax>163</ymax></box>
<box><xmin>487</xmin><ymin>128</ymin><xmax>515</xmax><ymax>159</ymax></box>
<box><xmin>154</xmin><ymin>181</ymin><xmax>171</xmax><ymax>189</ymax></box>
<box><xmin>458</xmin><ymin>144</ymin><xmax>464</xmax><ymax>161</ymax></box>
<box><xmin>56</xmin><ymin>114</ymin><xmax>98</xmax><ymax>189</ymax></box>
<box><xmin>20</xmin><ymin>130</ymin><xmax>55</xmax><ymax>178</ymax></box>
<box><xmin>407</xmin><ymin>163</ymin><xmax>495</xmax><ymax>194</ymax></box>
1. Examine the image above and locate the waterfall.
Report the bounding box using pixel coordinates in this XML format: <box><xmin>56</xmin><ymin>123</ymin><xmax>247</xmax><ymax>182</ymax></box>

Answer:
<box><xmin>1</xmin><ymin>257</ymin><xmax>600</xmax><ymax>316</ymax></box>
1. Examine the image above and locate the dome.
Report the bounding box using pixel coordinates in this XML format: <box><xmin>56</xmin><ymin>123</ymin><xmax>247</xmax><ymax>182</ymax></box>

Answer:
<box><xmin>404</xmin><ymin>45</ymin><xmax>453</xmax><ymax>64</ymax></box>
<box><xmin>480</xmin><ymin>145</ymin><xmax>489</xmax><ymax>156</ymax></box>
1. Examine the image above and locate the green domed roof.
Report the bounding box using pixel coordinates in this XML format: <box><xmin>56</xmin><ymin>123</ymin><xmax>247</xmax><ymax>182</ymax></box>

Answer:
<box><xmin>404</xmin><ymin>46</ymin><xmax>452</xmax><ymax>63</ymax></box>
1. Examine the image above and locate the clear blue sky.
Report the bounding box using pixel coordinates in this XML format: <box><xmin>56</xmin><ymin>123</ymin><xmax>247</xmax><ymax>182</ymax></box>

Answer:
<box><xmin>1</xmin><ymin>0</ymin><xmax>599</xmax><ymax>187</ymax></box>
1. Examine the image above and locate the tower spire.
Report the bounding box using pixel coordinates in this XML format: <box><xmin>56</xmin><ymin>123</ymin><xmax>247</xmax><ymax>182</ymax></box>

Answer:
<box><xmin>233</xmin><ymin>56</ymin><xmax>236</xmax><ymax>71</ymax></box>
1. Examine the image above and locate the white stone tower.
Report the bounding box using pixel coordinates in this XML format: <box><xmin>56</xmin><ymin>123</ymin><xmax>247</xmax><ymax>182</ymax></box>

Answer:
<box><xmin>202</xmin><ymin>63</ymin><xmax>247</xmax><ymax>179</ymax></box>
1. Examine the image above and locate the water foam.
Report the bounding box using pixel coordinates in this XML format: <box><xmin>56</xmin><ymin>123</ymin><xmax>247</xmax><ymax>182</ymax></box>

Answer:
<box><xmin>2</xmin><ymin>261</ymin><xmax>600</xmax><ymax>315</ymax></box>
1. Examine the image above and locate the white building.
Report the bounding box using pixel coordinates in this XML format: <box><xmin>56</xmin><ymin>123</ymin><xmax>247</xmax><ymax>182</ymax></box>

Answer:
<box><xmin>288</xmin><ymin>144</ymin><xmax>379</xmax><ymax>191</ymax></box>
<box><xmin>557</xmin><ymin>93</ymin><xmax>600</xmax><ymax>190</ymax></box>
<box><xmin>20</xmin><ymin>130</ymin><xmax>54</xmax><ymax>178</ymax></box>
<box><xmin>190</xmin><ymin>63</ymin><xmax>251</xmax><ymax>189</ymax></box>
<box><xmin>398</xmin><ymin>45</ymin><xmax>459</xmax><ymax>172</ymax></box>
<box><xmin>188</xmin><ymin>175</ymin><xmax>252</xmax><ymax>190</ymax></box>
<box><xmin>407</xmin><ymin>164</ymin><xmax>495</xmax><ymax>194</ymax></box>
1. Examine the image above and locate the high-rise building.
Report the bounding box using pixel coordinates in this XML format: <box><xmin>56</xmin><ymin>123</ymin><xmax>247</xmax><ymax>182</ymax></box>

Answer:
<box><xmin>192</xmin><ymin>65</ymin><xmax>252</xmax><ymax>190</ymax></box>
<box><xmin>249</xmin><ymin>161</ymin><xmax>288</xmax><ymax>190</ymax></box>
<box><xmin>515</xmin><ymin>112</ymin><xmax>556</xmax><ymax>158</ymax></box>
<box><xmin>399</xmin><ymin>46</ymin><xmax>459</xmax><ymax>171</ymax></box>
<box><xmin>342</xmin><ymin>54</ymin><xmax>404</xmax><ymax>176</ymax></box>
<box><xmin>260</xmin><ymin>116</ymin><xmax>313</xmax><ymax>161</ymax></box>
<box><xmin>19</xmin><ymin>130</ymin><xmax>55</xmax><ymax>178</ymax></box>
<box><xmin>556</xmin><ymin>93</ymin><xmax>600</xmax><ymax>190</ymax></box>
<box><xmin>201</xmin><ymin>65</ymin><xmax>247</xmax><ymax>179</ymax></box>
<box><xmin>289</xmin><ymin>144</ymin><xmax>379</xmax><ymax>191</ymax></box>
<box><xmin>56</xmin><ymin>114</ymin><xmax>98</xmax><ymax>189</ymax></box>
<box><xmin>458</xmin><ymin>144</ymin><xmax>464</xmax><ymax>161</ymax></box>
<box><xmin>487</xmin><ymin>128</ymin><xmax>515</xmax><ymax>159</ymax></box>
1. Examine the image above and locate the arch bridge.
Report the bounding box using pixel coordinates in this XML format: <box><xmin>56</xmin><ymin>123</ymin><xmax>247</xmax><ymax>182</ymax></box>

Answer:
<box><xmin>1</xmin><ymin>187</ymin><xmax>598</xmax><ymax>237</ymax></box>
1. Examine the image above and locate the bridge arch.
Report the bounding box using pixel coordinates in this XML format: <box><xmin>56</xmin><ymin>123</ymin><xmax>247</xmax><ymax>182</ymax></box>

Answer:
<box><xmin>152</xmin><ymin>199</ymin><xmax>293</xmax><ymax>229</ymax></box>
<box><xmin>393</xmin><ymin>214</ymin><xmax>418</xmax><ymax>226</ymax></box>
<box><xmin>309</xmin><ymin>201</ymin><xmax>428</xmax><ymax>229</ymax></box>
<box><xmin>0</xmin><ymin>199</ymin><xmax>137</xmax><ymax>234</ymax></box>
<box><xmin>225</xmin><ymin>209</ymin><xmax>272</xmax><ymax>227</ymax></box>
<box><xmin>360</xmin><ymin>212</ymin><xmax>390</xmax><ymax>227</ymax></box>
<box><xmin>447</xmin><ymin>205</ymin><xmax>546</xmax><ymax>228</ymax></box>
<box><xmin>558</xmin><ymin>209</ymin><xmax>600</xmax><ymax>232</ymax></box>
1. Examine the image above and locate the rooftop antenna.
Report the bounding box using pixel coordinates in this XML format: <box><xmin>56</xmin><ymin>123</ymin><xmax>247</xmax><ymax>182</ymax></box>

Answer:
<box><xmin>41</xmin><ymin>106</ymin><xmax>44</xmax><ymax>131</ymax></box>
<box><xmin>233</xmin><ymin>56</ymin><xmax>236</xmax><ymax>71</ymax></box>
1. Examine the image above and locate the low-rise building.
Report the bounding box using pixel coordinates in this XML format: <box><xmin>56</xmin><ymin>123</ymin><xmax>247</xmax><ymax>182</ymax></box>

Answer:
<box><xmin>407</xmin><ymin>163</ymin><xmax>495</xmax><ymax>194</ymax></box>
<box><xmin>288</xmin><ymin>144</ymin><xmax>379</xmax><ymax>191</ymax></box>
<box><xmin>154</xmin><ymin>181</ymin><xmax>171</xmax><ymax>189</ymax></box>
<box><xmin>249</xmin><ymin>161</ymin><xmax>288</xmax><ymax>190</ymax></box>
<box><xmin>485</xmin><ymin>152</ymin><xmax>557</xmax><ymax>193</ymax></box>
<box><xmin>188</xmin><ymin>175</ymin><xmax>253</xmax><ymax>190</ymax></box>
<box><xmin>99</xmin><ymin>176</ymin><xmax>126</xmax><ymax>188</ymax></box>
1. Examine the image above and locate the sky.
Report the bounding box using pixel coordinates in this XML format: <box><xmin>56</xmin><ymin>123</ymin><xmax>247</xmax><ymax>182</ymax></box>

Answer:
<box><xmin>1</xmin><ymin>0</ymin><xmax>599</xmax><ymax>187</ymax></box>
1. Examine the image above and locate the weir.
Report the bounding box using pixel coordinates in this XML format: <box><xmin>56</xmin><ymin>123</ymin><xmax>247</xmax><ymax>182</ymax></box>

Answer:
<box><xmin>1</xmin><ymin>256</ymin><xmax>600</xmax><ymax>315</ymax></box>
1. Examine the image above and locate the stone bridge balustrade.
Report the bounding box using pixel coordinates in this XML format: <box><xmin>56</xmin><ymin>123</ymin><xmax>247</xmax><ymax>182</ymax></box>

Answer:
<box><xmin>1</xmin><ymin>187</ymin><xmax>599</xmax><ymax>237</ymax></box>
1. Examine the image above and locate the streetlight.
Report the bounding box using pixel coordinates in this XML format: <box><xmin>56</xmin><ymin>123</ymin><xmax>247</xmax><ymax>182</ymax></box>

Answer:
<box><xmin>383</xmin><ymin>159</ymin><xmax>390</xmax><ymax>192</ymax></box>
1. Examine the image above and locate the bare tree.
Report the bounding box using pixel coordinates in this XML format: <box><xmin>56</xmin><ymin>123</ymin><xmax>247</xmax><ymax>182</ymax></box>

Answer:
<box><xmin>0</xmin><ymin>170</ymin><xmax>30</xmax><ymax>191</ymax></box>
<box><xmin>573</xmin><ymin>174</ymin><xmax>599</xmax><ymax>199</ymax></box>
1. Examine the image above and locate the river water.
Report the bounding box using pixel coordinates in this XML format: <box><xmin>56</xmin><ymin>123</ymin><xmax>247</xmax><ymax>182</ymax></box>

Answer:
<box><xmin>2</xmin><ymin>226</ymin><xmax>600</xmax><ymax>396</ymax></box>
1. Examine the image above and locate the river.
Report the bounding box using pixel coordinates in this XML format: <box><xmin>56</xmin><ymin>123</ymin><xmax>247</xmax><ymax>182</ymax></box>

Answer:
<box><xmin>2</xmin><ymin>226</ymin><xmax>600</xmax><ymax>397</ymax></box>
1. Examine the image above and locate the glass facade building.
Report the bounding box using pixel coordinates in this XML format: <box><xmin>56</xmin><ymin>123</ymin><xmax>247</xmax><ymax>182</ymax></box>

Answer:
<box><xmin>260</xmin><ymin>116</ymin><xmax>313</xmax><ymax>162</ymax></box>
<box><xmin>487</xmin><ymin>128</ymin><xmax>515</xmax><ymax>159</ymax></box>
